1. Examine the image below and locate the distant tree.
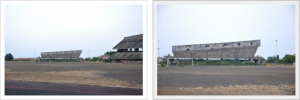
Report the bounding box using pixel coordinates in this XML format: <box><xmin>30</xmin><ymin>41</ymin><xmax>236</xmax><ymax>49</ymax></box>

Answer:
<box><xmin>92</xmin><ymin>57</ymin><xmax>99</xmax><ymax>61</ymax></box>
<box><xmin>104</xmin><ymin>51</ymin><xmax>116</xmax><ymax>56</ymax></box>
<box><xmin>5</xmin><ymin>53</ymin><xmax>14</xmax><ymax>61</ymax></box>
<box><xmin>267</xmin><ymin>55</ymin><xmax>276</xmax><ymax>63</ymax></box>
<box><xmin>167</xmin><ymin>53</ymin><xmax>171</xmax><ymax>56</ymax></box>
<box><xmin>280</xmin><ymin>54</ymin><xmax>295</xmax><ymax>64</ymax></box>
<box><xmin>85</xmin><ymin>57</ymin><xmax>91</xmax><ymax>61</ymax></box>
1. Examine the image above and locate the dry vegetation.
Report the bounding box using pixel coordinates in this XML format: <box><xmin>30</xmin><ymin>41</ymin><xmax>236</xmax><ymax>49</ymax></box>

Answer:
<box><xmin>5</xmin><ymin>70</ymin><xmax>142</xmax><ymax>89</ymax></box>
<box><xmin>158</xmin><ymin>84</ymin><xmax>295</xmax><ymax>95</ymax></box>
<box><xmin>262</xmin><ymin>63</ymin><xmax>295</xmax><ymax>68</ymax></box>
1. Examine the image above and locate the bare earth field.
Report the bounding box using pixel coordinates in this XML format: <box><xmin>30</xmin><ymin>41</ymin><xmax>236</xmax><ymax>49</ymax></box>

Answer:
<box><xmin>5</xmin><ymin>62</ymin><xmax>142</xmax><ymax>89</ymax></box>
<box><xmin>158</xmin><ymin>66</ymin><xmax>295</xmax><ymax>95</ymax></box>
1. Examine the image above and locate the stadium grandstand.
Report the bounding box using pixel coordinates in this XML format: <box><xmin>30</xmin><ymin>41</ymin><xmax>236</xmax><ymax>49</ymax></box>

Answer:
<box><xmin>166</xmin><ymin>40</ymin><xmax>261</xmax><ymax>66</ymax></box>
<box><xmin>41</xmin><ymin>50</ymin><xmax>82</xmax><ymax>60</ymax></box>
<box><xmin>110</xmin><ymin>34</ymin><xmax>143</xmax><ymax>63</ymax></box>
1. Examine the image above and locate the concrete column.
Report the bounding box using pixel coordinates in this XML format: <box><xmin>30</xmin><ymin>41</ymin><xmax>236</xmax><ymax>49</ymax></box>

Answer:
<box><xmin>167</xmin><ymin>58</ymin><xmax>169</xmax><ymax>67</ymax></box>
<box><xmin>192</xmin><ymin>58</ymin><xmax>193</xmax><ymax>66</ymax></box>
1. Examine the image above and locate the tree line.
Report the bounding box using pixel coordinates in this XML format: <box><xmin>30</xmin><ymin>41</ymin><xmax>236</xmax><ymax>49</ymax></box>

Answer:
<box><xmin>265</xmin><ymin>54</ymin><xmax>295</xmax><ymax>64</ymax></box>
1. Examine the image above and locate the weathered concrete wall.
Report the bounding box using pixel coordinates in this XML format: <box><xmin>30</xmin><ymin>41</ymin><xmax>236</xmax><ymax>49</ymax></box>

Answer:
<box><xmin>172</xmin><ymin>40</ymin><xmax>260</xmax><ymax>52</ymax></box>
<box><xmin>41</xmin><ymin>50</ymin><xmax>82</xmax><ymax>59</ymax></box>
<box><xmin>110</xmin><ymin>52</ymin><xmax>142</xmax><ymax>60</ymax></box>
<box><xmin>172</xmin><ymin>40</ymin><xmax>260</xmax><ymax>59</ymax></box>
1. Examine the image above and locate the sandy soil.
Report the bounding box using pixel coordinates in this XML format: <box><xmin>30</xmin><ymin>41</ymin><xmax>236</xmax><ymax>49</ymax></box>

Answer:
<box><xmin>5</xmin><ymin>62</ymin><xmax>142</xmax><ymax>89</ymax></box>
<box><xmin>158</xmin><ymin>66</ymin><xmax>295</xmax><ymax>95</ymax></box>
<box><xmin>158</xmin><ymin>84</ymin><xmax>295</xmax><ymax>95</ymax></box>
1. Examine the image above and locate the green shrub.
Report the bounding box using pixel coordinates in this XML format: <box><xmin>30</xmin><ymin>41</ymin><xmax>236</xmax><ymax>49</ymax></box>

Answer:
<box><xmin>280</xmin><ymin>55</ymin><xmax>295</xmax><ymax>64</ymax></box>
<box><xmin>104</xmin><ymin>51</ymin><xmax>116</xmax><ymax>55</ymax></box>
<box><xmin>179</xmin><ymin>61</ymin><xmax>185</xmax><ymax>66</ymax></box>
<box><xmin>192</xmin><ymin>60</ymin><xmax>259</xmax><ymax>66</ymax></box>
<box><xmin>159</xmin><ymin>62</ymin><xmax>166</xmax><ymax>67</ymax></box>
<box><xmin>92</xmin><ymin>57</ymin><xmax>99</xmax><ymax>61</ymax></box>
<box><xmin>5</xmin><ymin>53</ymin><xmax>13</xmax><ymax>61</ymax></box>
<box><xmin>103</xmin><ymin>59</ymin><xmax>110</xmax><ymax>63</ymax></box>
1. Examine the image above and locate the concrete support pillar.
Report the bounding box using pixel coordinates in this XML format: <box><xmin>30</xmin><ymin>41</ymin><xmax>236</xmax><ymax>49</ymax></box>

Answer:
<box><xmin>192</xmin><ymin>59</ymin><xmax>194</xmax><ymax>66</ymax></box>
<box><xmin>167</xmin><ymin>58</ymin><xmax>169</xmax><ymax>67</ymax></box>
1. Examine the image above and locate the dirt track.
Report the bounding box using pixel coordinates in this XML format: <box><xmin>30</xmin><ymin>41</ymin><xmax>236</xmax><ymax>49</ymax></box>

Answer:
<box><xmin>5</xmin><ymin>62</ymin><xmax>143</xmax><ymax>89</ymax></box>
<box><xmin>6</xmin><ymin>80</ymin><xmax>142</xmax><ymax>95</ymax></box>
<box><xmin>158</xmin><ymin>66</ymin><xmax>295</xmax><ymax>95</ymax></box>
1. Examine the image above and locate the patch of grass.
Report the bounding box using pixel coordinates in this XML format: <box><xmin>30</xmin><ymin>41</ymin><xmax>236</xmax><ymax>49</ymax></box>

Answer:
<box><xmin>13</xmin><ymin>59</ymin><xmax>32</xmax><ymax>61</ymax></box>
<box><xmin>193</xmin><ymin>60</ymin><xmax>259</xmax><ymax>66</ymax></box>
<box><xmin>159</xmin><ymin>62</ymin><xmax>166</xmax><ymax>67</ymax></box>
<box><xmin>171</xmin><ymin>60</ymin><xmax>260</xmax><ymax>66</ymax></box>
<box><xmin>161</xmin><ymin>63</ymin><xmax>165</xmax><ymax>67</ymax></box>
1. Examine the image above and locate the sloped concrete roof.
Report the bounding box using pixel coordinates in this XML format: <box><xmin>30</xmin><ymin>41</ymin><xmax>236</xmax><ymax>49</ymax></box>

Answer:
<box><xmin>113</xmin><ymin>34</ymin><xmax>143</xmax><ymax>49</ymax></box>
<box><xmin>172</xmin><ymin>40</ymin><xmax>260</xmax><ymax>58</ymax></box>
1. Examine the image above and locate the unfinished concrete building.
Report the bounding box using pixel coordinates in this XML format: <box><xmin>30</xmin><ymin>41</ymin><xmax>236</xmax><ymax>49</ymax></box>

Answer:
<box><xmin>110</xmin><ymin>34</ymin><xmax>143</xmax><ymax>63</ymax></box>
<box><xmin>41</xmin><ymin>50</ymin><xmax>82</xmax><ymax>60</ymax></box>
<box><xmin>167</xmin><ymin>40</ymin><xmax>261</xmax><ymax>66</ymax></box>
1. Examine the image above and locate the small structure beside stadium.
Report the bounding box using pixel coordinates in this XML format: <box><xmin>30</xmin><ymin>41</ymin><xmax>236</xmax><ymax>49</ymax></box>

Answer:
<box><xmin>98</xmin><ymin>55</ymin><xmax>111</xmax><ymax>60</ymax></box>
<box><xmin>110</xmin><ymin>34</ymin><xmax>143</xmax><ymax>63</ymax></box>
<box><xmin>41</xmin><ymin>50</ymin><xmax>82</xmax><ymax>60</ymax></box>
<box><xmin>167</xmin><ymin>40</ymin><xmax>261</xmax><ymax>66</ymax></box>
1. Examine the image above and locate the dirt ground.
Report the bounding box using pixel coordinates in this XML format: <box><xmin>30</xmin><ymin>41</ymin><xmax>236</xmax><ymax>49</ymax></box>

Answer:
<box><xmin>158</xmin><ymin>66</ymin><xmax>295</xmax><ymax>95</ymax></box>
<box><xmin>5</xmin><ymin>62</ymin><xmax>143</xmax><ymax>89</ymax></box>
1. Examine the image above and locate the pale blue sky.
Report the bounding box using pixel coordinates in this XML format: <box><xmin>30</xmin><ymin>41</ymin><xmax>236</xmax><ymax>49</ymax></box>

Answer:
<box><xmin>5</xmin><ymin>4</ymin><xmax>143</xmax><ymax>58</ymax></box>
<box><xmin>157</xmin><ymin>5</ymin><xmax>295</xmax><ymax>59</ymax></box>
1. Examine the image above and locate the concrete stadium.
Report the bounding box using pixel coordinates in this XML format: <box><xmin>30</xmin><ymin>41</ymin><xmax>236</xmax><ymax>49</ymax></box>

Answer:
<box><xmin>41</xmin><ymin>50</ymin><xmax>82</xmax><ymax>60</ymax></box>
<box><xmin>166</xmin><ymin>40</ymin><xmax>262</xmax><ymax>66</ymax></box>
<box><xmin>110</xmin><ymin>34</ymin><xmax>143</xmax><ymax>63</ymax></box>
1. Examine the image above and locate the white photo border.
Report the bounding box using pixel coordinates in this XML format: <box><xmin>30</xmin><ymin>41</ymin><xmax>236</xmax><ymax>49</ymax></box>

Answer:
<box><xmin>0</xmin><ymin>1</ymin><xmax>147</xmax><ymax>100</ymax></box>
<box><xmin>153</xmin><ymin>1</ymin><xmax>300</xmax><ymax>99</ymax></box>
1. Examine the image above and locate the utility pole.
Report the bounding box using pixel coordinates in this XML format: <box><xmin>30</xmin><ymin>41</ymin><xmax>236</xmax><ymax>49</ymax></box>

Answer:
<box><xmin>276</xmin><ymin>40</ymin><xmax>277</xmax><ymax>64</ymax></box>
<box><xmin>158</xmin><ymin>40</ymin><xmax>160</xmax><ymax>57</ymax></box>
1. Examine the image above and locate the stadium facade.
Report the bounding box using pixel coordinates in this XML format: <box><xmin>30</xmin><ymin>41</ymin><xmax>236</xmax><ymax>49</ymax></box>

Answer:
<box><xmin>41</xmin><ymin>50</ymin><xmax>82</xmax><ymax>60</ymax></box>
<box><xmin>167</xmin><ymin>40</ymin><xmax>261</xmax><ymax>66</ymax></box>
<box><xmin>110</xmin><ymin>34</ymin><xmax>143</xmax><ymax>63</ymax></box>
